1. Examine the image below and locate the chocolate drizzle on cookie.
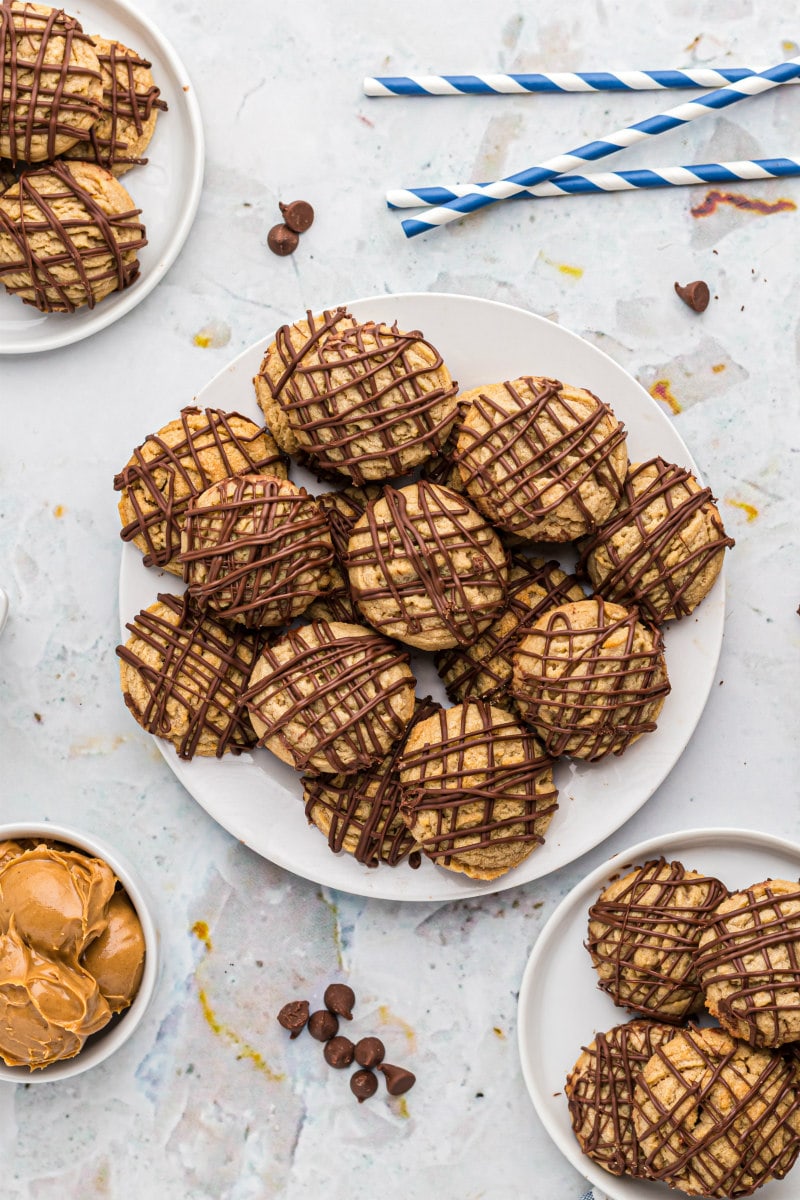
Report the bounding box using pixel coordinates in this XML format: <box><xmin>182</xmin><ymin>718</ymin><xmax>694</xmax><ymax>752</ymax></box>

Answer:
<box><xmin>245</xmin><ymin>621</ymin><xmax>414</xmax><ymax>775</ymax></box>
<box><xmin>513</xmin><ymin>598</ymin><xmax>670</xmax><ymax>760</ymax></box>
<box><xmin>264</xmin><ymin>308</ymin><xmax>458</xmax><ymax>482</ymax></box>
<box><xmin>0</xmin><ymin>0</ymin><xmax>102</xmax><ymax>164</ymax></box>
<box><xmin>456</xmin><ymin>378</ymin><xmax>627</xmax><ymax>535</ymax></box>
<box><xmin>0</xmin><ymin>161</ymin><xmax>146</xmax><ymax>311</ymax></box>
<box><xmin>398</xmin><ymin>700</ymin><xmax>557</xmax><ymax>866</ymax></box>
<box><xmin>180</xmin><ymin>475</ymin><xmax>335</xmax><ymax>627</ymax></box>
<box><xmin>578</xmin><ymin>457</ymin><xmax>735</xmax><ymax>621</ymax></box>
<box><xmin>347</xmin><ymin>481</ymin><xmax>508</xmax><ymax>648</ymax></box>
<box><xmin>116</xmin><ymin>592</ymin><xmax>257</xmax><ymax>759</ymax></box>
<box><xmin>67</xmin><ymin>40</ymin><xmax>167</xmax><ymax>172</ymax></box>
<box><xmin>695</xmin><ymin>882</ymin><xmax>800</xmax><ymax>1048</ymax></box>
<box><xmin>115</xmin><ymin>408</ymin><xmax>285</xmax><ymax>569</ymax></box>
<box><xmin>302</xmin><ymin>696</ymin><xmax>440</xmax><ymax>868</ymax></box>
<box><xmin>566</xmin><ymin>1020</ymin><xmax>676</xmax><ymax>1177</ymax></box>
<box><xmin>587</xmin><ymin>858</ymin><xmax>728</xmax><ymax>1019</ymax></box>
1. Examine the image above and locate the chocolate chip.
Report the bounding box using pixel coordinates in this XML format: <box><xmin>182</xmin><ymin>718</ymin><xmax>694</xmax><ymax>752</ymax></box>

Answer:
<box><xmin>323</xmin><ymin>1035</ymin><xmax>355</xmax><ymax>1068</ymax></box>
<box><xmin>379</xmin><ymin>1062</ymin><xmax>416</xmax><ymax>1095</ymax></box>
<box><xmin>674</xmin><ymin>279</ymin><xmax>710</xmax><ymax>313</ymax></box>
<box><xmin>350</xmin><ymin>1068</ymin><xmax>378</xmax><ymax>1102</ymax></box>
<box><xmin>324</xmin><ymin>983</ymin><xmax>355</xmax><ymax>1020</ymax></box>
<box><xmin>279</xmin><ymin>200</ymin><xmax>314</xmax><ymax>233</ymax></box>
<box><xmin>267</xmin><ymin>223</ymin><xmax>299</xmax><ymax>256</ymax></box>
<box><xmin>308</xmin><ymin>1009</ymin><xmax>339</xmax><ymax>1042</ymax></box>
<box><xmin>277</xmin><ymin>1000</ymin><xmax>309</xmax><ymax>1039</ymax></box>
<box><xmin>354</xmin><ymin>1037</ymin><xmax>385</xmax><ymax>1069</ymax></box>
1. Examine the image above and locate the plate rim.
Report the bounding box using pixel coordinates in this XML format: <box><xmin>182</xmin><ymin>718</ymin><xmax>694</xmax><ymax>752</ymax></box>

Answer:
<box><xmin>117</xmin><ymin>290</ymin><xmax>727</xmax><ymax>902</ymax></box>
<box><xmin>0</xmin><ymin>0</ymin><xmax>205</xmax><ymax>356</ymax></box>
<box><xmin>517</xmin><ymin>825</ymin><xmax>800</xmax><ymax>1198</ymax></box>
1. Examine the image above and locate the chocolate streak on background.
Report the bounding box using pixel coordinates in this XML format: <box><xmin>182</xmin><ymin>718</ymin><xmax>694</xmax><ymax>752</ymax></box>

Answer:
<box><xmin>513</xmin><ymin>597</ymin><xmax>670</xmax><ymax>760</ymax></box>
<box><xmin>398</xmin><ymin>700</ymin><xmax>557</xmax><ymax>866</ymax></box>
<box><xmin>245</xmin><ymin>621</ymin><xmax>414</xmax><ymax>775</ymax></box>
<box><xmin>587</xmin><ymin>857</ymin><xmax>728</xmax><ymax>1019</ymax></box>
<box><xmin>302</xmin><ymin>696</ymin><xmax>440</xmax><ymax>868</ymax></box>
<box><xmin>114</xmin><ymin>407</ymin><xmax>285</xmax><ymax>569</ymax></box>
<box><xmin>578</xmin><ymin>457</ymin><xmax>735</xmax><ymax>621</ymax></box>
<box><xmin>0</xmin><ymin>161</ymin><xmax>145</xmax><ymax>312</ymax></box>
<box><xmin>116</xmin><ymin>592</ymin><xmax>257</xmax><ymax>759</ymax></box>
<box><xmin>346</xmin><ymin>481</ymin><xmax>509</xmax><ymax>647</ymax></box>
<box><xmin>0</xmin><ymin>0</ymin><xmax>102</xmax><ymax>164</ymax></box>
<box><xmin>264</xmin><ymin>308</ymin><xmax>458</xmax><ymax>483</ymax></box>
<box><xmin>180</xmin><ymin>474</ymin><xmax>335</xmax><ymax>627</ymax></box>
<box><xmin>456</xmin><ymin>378</ymin><xmax>627</xmax><ymax>535</ymax></box>
<box><xmin>695</xmin><ymin>883</ymin><xmax>800</xmax><ymax>1048</ymax></box>
<box><xmin>67</xmin><ymin>41</ymin><xmax>168</xmax><ymax>172</ymax></box>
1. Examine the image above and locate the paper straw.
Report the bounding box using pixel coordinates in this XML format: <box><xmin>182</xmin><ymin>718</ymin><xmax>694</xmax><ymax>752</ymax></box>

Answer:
<box><xmin>400</xmin><ymin>56</ymin><xmax>800</xmax><ymax>238</ymax></box>
<box><xmin>365</xmin><ymin>69</ymin><xmax>782</xmax><ymax>97</ymax></box>
<box><xmin>386</xmin><ymin>158</ymin><xmax>800</xmax><ymax>208</ymax></box>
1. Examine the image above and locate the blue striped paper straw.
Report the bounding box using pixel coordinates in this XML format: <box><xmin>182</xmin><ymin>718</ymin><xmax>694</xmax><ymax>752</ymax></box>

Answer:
<box><xmin>365</xmin><ymin>68</ymin><xmax>779</xmax><ymax>97</ymax></box>
<box><xmin>401</xmin><ymin>56</ymin><xmax>800</xmax><ymax>237</ymax></box>
<box><xmin>386</xmin><ymin>158</ymin><xmax>800</xmax><ymax>208</ymax></box>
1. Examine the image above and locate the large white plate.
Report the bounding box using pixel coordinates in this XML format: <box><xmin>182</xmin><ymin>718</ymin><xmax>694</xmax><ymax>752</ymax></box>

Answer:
<box><xmin>0</xmin><ymin>0</ymin><xmax>203</xmax><ymax>355</ymax></box>
<box><xmin>118</xmin><ymin>292</ymin><xmax>726</xmax><ymax>901</ymax></box>
<box><xmin>518</xmin><ymin>827</ymin><xmax>800</xmax><ymax>1200</ymax></box>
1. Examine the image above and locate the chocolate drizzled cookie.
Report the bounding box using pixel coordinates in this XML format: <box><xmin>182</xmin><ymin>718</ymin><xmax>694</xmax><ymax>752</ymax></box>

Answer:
<box><xmin>346</xmin><ymin>481</ymin><xmax>508</xmax><ymax>651</ymax></box>
<box><xmin>255</xmin><ymin>308</ymin><xmax>459</xmax><ymax>482</ymax></box>
<box><xmin>696</xmin><ymin>880</ymin><xmax>800</xmax><ymax>1048</ymax></box>
<box><xmin>512</xmin><ymin>598</ymin><xmax>670</xmax><ymax>760</ymax></box>
<box><xmin>566</xmin><ymin>1019</ymin><xmax>676</xmax><ymax>1177</ymax></box>
<box><xmin>245</xmin><ymin>620</ymin><xmax>416</xmax><ymax>775</ymax></box>
<box><xmin>398</xmin><ymin>699</ymin><xmax>557</xmax><ymax>880</ymax></box>
<box><xmin>587</xmin><ymin>858</ymin><xmax>728</xmax><ymax>1021</ymax></box>
<box><xmin>302</xmin><ymin>696</ymin><xmax>440</xmax><ymax>868</ymax></box>
<box><xmin>180</xmin><ymin>474</ymin><xmax>335</xmax><ymax>627</ymax></box>
<box><xmin>115</xmin><ymin>407</ymin><xmax>286</xmax><ymax>575</ymax></box>
<box><xmin>455</xmin><ymin>377</ymin><xmax>628</xmax><ymax>541</ymax></box>
<box><xmin>0</xmin><ymin>0</ymin><xmax>103</xmax><ymax>164</ymax></box>
<box><xmin>633</xmin><ymin>1026</ymin><xmax>800</xmax><ymax>1197</ymax></box>
<box><xmin>116</xmin><ymin>592</ymin><xmax>257</xmax><ymax>759</ymax></box>
<box><xmin>578</xmin><ymin>457</ymin><xmax>734</xmax><ymax>622</ymax></box>
<box><xmin>0</xmin><ymin>160</ymin><xmax>146</xmax><ymax>311</ymax></box>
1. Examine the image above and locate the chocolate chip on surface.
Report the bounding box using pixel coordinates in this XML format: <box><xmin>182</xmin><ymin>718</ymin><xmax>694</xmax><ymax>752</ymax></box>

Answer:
<box><xmin>324</xmin><ymin>982</ymin><xmax>355</xmax><ymax>1019</ymax></box>
<box><xmin>267</xmin><ymin>223</ymin><xmax>299</xmax><ymax>256</ymax></box>
<box><xmin>308</xmin><ymin>1009</ymin><xmax>339</xmax><ymax>1042</ymax></box>
<box><xmin>277</xmin><ymin>1000</ymin><xmax>309</xmax><ymax>1039</ymax></box>
<box><xmin>674</xmin><ymin>279</ymin><xmax>710</xmax><ymax>312</ymax></box>
<box><xmin>379</xmin><ymin>1062</ymin><xmax>416</xmax><ymax>1095</ymax></box>
<box><xmin>350</xmin><ymin>1068</ymin><xmax>378</xmax><ymax>1102</ymax></box>
<box><xmin>324</xmin><ymin>1035</ymin><xmax>355</xmax><ymax>1068</ymax></box>
<box><xmin>354</xmin><ymin>1036</ymin><xmax>385</xmax><ymax>1068</ymax></box>
<box><xmin>279</xmin><ymin>200</ymin><xmax>315</xmax><ymax>233</ymax></box>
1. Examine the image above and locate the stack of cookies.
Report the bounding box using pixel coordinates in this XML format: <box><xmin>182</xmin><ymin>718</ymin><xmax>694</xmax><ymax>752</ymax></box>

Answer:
<box><xmin>567</xmin><ymin>860</ymin><xmax>800</xmax><ymax>1196</ymax></box>
<box><xmin>0</xmin><ymin>0</ymin><xmax>168</xmax><ymax>312</ymax></box>
<box><xmin>115</xmin><ymin>304</ymin><xmax>733</xmax><ymax>883</ymax></box>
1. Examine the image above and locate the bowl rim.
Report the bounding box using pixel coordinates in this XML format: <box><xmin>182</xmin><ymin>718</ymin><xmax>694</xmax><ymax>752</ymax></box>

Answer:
<box><xmin>0</xmin><ymin>821</ymin><xmax>159</xmax><ymax>1083</ymax></box>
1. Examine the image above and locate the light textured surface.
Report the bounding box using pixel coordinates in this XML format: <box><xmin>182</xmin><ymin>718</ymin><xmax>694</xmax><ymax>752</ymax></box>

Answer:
<box><xmin>0</xmin><ymin>0</ymin><xmax>798</xmax><ymax>1195</ymax></box>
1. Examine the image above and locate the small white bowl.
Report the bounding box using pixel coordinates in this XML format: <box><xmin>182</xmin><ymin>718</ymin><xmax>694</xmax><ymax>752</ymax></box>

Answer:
<box><xmin>0</xmin><ymin>822</ymin><xmax>159</xmax><ymax>1082</ymax></box>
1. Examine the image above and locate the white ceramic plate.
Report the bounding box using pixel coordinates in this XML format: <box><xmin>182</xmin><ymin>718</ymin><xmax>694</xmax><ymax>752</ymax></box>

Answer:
<box><xmin>518</xmin><ymin>827</ymin><xmax>800</xmax><ymax>1200</ymax></box>
<box><xmin>118</xmin><ymin>292</ymin><xmax>726</xmax><ymax>901</ymax></box>
<box><xmin>0</xmin><ymin>0</ymin><xmax>203</xmax><ymax>354</ymax></box>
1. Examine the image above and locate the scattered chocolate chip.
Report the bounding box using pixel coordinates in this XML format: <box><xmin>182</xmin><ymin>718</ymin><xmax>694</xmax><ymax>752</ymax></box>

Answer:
<box><xmin>280</xmin><ymin>199</ymin><xmax>315</xmax><ymax>233</ymax></box>
<box><xmin>379</xmin><ymin>1062</ymin><xmax>416</xmax><ymax>1095</ymax></box>
<box><xmin>277</xmin><ymin>1000</ymin><xmax>309</xmax><ymax>1039</ymax></box>
<box><xmin>267</xmin><ymin>223</ymin><xmax>299</xmax><ymax>256</ymax></box>
<box><xmin>674</xmin><ymin>279</ymin><xmax>710</xmax><ymax>313</ymax></box>
<box><xmin>354</xmin><ymin>1037</ymin><xmax>385</xmax><ymax>1069</ymax></box>
<box><xmin>324</xmin><ymin>1035</ymin><xmax>355</xmax><ymax>1068</ymax></box>
<box><xmin>308</xmin><ymin>1009</ymin><xmax>339</xmax><ymax>1042</ymax></box>
<box><xmin>350</xmin><ymin>1068</ymin><xmax>378</xmax><ymax>1102</ymax></box>
<box><xmin>324</xmin><ymin>982</ymin><xmax>355</xmax><ymax>1020</ymax></box>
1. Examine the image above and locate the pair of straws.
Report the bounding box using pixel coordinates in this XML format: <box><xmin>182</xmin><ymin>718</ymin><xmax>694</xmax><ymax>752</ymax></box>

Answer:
<box><xmin>363</xmin><ymin>62</ymin><xmax>800</xmax><ymax>238</ymax></box>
